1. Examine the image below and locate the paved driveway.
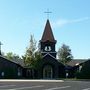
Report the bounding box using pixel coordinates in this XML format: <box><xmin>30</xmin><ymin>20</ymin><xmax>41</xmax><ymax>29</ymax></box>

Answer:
<box><xmin>0</xmin><ymin>80</ymin><xmax>90</xmax><ymax>90</ymax></box>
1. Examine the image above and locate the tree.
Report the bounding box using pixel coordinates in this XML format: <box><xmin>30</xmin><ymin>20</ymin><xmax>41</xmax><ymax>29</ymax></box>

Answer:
<box><xmin>5</xmin><ymin>52</ymin><xmax>21</xmax><ymax>61</ymax></box>
<box><xmin>23</xmin><ymin>35</ymin><xmax>42</xmax><ymax>68</ymax></box>
<box><xmin>58</xmin><ymin>44</ymin><xmax>73</xmax><ymax>65</ymax></box>
<box><xmin>5</xmin><ymin>52</ymin><xmax>14</xmax><ymax>60</ymax></box>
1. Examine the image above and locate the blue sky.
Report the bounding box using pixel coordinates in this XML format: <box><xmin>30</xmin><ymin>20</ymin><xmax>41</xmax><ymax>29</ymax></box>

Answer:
<box><xmin>0</xmin><ymin>0</ymin><xmax>90</xmax><ymax>59</ymax></box>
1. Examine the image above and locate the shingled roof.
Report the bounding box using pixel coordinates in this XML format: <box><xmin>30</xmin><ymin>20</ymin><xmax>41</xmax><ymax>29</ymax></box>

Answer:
<box><xmin>40</xmin><ymin>19</ymin><xmax>56</xmax><ymax>43</ymax></box>
<box><xmin>0</xmin><ymin>55</ymin><xmax>23</xmax><ymax>67</ymax></box>
<box><xmin>67</xmin><ymin>59</ymin><xmax>87</xmax><ymax>67</ymax></box>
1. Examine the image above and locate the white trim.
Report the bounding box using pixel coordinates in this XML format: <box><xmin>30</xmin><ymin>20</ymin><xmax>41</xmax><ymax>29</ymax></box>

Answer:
<box><xmin>42</xmin><ymin>53</ymin><xmax>57</xmax><ymax>60</ymax></box>
<box><xmin>41</xmin><ymin>52</ymin><xmax>57</xmax><ymax>53</ymax></box>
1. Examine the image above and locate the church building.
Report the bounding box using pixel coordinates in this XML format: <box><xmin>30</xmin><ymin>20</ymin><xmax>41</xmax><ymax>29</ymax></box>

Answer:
<box><xmin>37</xmin><ymin>19</ymin><xmax>66</xmax><ymax>79</ymax></box>
<box><xmin>0</xmin><ymin>19</ymin><xmax>66</xmax><ymax>79</ymax></box>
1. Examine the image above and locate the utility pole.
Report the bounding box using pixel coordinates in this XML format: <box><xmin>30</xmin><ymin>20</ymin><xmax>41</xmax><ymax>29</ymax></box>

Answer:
<box><xmin>0</xmin><ymin>41</ymin><xmax>3</xmax><ymax>55</ymax></box>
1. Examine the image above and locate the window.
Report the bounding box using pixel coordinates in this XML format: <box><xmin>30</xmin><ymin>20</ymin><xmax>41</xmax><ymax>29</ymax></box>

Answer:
<box><xmin>17</xmin><ymin>68</ymin><xmax>21</xmax><ymax>76</ymax></box>
<box><xmin>45</xmin><ymin>46</ymin><xmax>51</xmax><ymax>51</ymax></box>
<box><xmin>1</xmin><ymin>72</ymin><xmax>4</xmax><ymax>76</ymax></box>
<box><xmin>79</xmin><ymin>65</ymin><xmax>82</xmax><ymax>71</ymax></box>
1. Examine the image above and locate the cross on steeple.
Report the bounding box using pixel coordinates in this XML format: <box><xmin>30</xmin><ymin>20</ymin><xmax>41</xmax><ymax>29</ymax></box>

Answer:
<box><xmin>0</xmin><ymin>41</ymin><xmax>3</xmax><ymax>55</ymax></box>
<box><xmin>44</xmin><ymin>9</ymin><xmax>52</xmax><ymax>19</ymax></box>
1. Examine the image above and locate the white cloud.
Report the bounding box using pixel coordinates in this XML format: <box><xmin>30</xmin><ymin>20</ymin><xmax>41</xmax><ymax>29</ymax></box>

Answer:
<box><xmin>69</xmin><ymin>17</ymin><xmax>90</xmax><ymax>23</ymax></box>
<box><xmin>52</xmin><ymin>17</ymin><xmax>90</xmax><ymax>28</ymax></box>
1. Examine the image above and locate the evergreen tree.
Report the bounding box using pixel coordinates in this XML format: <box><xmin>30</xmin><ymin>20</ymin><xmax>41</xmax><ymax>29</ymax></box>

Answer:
<box><xmin>23</xmin><ymin>35</ymin><xmax>42</xmax><ymax>68</ymax></box>
<box><xmin>58</xmin><ymin>44</ymin><xmax>73</xmax><ymax>65</ymax></box>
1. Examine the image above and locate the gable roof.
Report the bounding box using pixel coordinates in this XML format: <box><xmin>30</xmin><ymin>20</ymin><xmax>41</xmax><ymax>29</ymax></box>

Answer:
<box><xmin>42</xmin><ymin>53</ymin><xmax>64</xmax><ymax>67</ymax></box>
<box><xmin>40</xmin><ymin>19</ymin><xmax>56</xmax><ymax>43</ymax></box>
<box><xmin>0</xmin><ymin>55</ymin><xmax>23</xmax><ymax>67</ymax></box>
<box><xmin>67</xmin><ymin>59</ymin><xmax>87</xmax><ymax>67</ymax></box>
<box><xmin>42</xmin><ymin>53</ymin><xmax>57</xmax><ymax>60</ymax></box>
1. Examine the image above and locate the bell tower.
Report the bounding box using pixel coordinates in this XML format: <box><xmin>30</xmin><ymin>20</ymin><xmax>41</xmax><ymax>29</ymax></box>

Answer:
<box><xmin>40</xmin><ymin>19</ymin><xmax>57</xmax><ymax>58</ymax></box>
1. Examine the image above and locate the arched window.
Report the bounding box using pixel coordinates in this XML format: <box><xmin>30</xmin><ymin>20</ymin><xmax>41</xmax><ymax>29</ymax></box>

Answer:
<box><xmin>45</xmin><ymin>46</ymin><xmax>51</xmax><ymax>51</ymax></box>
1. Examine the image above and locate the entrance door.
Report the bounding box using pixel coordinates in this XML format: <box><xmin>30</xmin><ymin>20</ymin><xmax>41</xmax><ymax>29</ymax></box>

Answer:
<box><xmin>43</xmin><ymin>65</ymin><xmax>53</xmax><ymax>79</ymax></box>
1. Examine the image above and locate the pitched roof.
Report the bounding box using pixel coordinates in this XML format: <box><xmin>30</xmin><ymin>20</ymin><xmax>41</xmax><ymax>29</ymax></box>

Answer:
<box><xmin>0</xmin><ymin>55</ymin><xmax>23</xmax><ymax>67</ymax></box>
<box><xmin>12</xmin><ymin>58</ymin><xmax>25</xmax><ymax>67</ymax></box>
<box><xmin>40</xmin><ymin>19</ymin><xmax>56</xmax><ymax>43</ymax></box>
<box><xmin>42</xmin><ymin>53</ymin><xmax>57</xmax><ymax>60</ymax></box>
<box><xmin>67</xmin><ymin>59</ymin><xmax>87</xmax><ymax>67</ymax></box>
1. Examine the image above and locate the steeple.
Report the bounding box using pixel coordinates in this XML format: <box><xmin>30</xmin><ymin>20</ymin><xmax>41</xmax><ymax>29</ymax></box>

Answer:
<box><xmin>40</xmin><ymin>19</ymin><xmax>56</xmax><ymax>43</ymax></box>
<box><xmin>40</xmin><ymin>19</ymin><xmax>57</xmax><ymax>58</ymax></box>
